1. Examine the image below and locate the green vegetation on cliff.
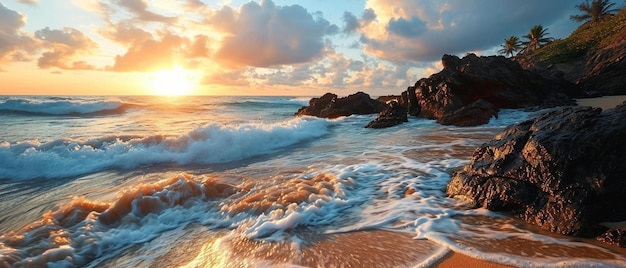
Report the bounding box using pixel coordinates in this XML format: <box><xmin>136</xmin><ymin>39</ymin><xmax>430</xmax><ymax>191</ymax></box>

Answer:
<box><xmin>531</xmin><ymin>8</ymin><xmax>626</xmax><ymax>64</ymax></box>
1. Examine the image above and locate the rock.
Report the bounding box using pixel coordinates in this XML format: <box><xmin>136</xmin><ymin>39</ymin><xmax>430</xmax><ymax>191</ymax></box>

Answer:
<box><xmin>578</xmin><ymin>30</ymin><xmax>626</xmax><ymax>96</ymax></box>
<box><xmin>295</xmin><ymin>92</ymin><xmax>387</xmax><ymax>118</ymax></box>
<box><xmin>413</xmin><ymin>54</ymin><xmax>576</xmax><ymax>127</ymax></box>
<box><xmin>597</xmin><ymin>228</ymin><xmax>626</xmax><ymax>247</ymax></box>
<box><xmin>447</xmin><ymin>103</ymin><xmax>626</xmax><ymax>239</ymax></box>
<box><xmin>365</xmin><ymin>101</ymin><xmax>408</xmax><ymax>129</ymax></box>
<box><xmin>376</xmin><ymin>95</ymin><xmax>401</xmax><ymax>104</ymax></box>
<box><xmin>437</xmin><ymin>99</ymin><xmax>497</xmax><ymax>127</ymax></box>
<box><xmin>406</xmin><ymin>86</ymin><xmax>420</xmax><ymax>116</ymax></box>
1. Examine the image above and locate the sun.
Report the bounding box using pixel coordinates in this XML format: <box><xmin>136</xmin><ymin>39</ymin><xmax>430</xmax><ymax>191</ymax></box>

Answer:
<box><xmin>149</xmin><ymin>65</ymin><xmax>198</xmax><ymax>96</ymax></box>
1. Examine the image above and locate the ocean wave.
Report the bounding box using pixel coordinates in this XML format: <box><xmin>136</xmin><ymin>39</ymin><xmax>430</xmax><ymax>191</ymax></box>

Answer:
<box><xmin>0</xmin><ymin>174</ymin><xmax>235</xmax><ymax>267</ymax></box>
<box><xmin>0</xmin><ymin>98</ymin><xmax>130</xmax><ymax>115</ymax></box>
<box><xmin>222</xmin><ymin>97</ymin><xmax>309</xmax><ymax>109</ymax></box>
<box><xmin>0</xmin><ymin>118</ymin><xmax>330</xmax><ymax>180</ymax></box>
<box><xmin>0</xmin><ymin>172</ymin><xmax>356</xmax><ymax>267</ymax></box>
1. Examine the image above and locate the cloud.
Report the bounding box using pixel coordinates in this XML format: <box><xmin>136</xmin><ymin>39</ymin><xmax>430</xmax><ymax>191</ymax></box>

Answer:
<box><xmin>183</xmin><ymin>0</ymin><xmax>205</xmax><ymax>11</ymax></box>
<box><xmin>359</xmin><ymin>0</ymin><xmax>577</xmax><ymax>63</ymax></box>
<box><xmin>342</xmin><ymin>8</ymin><xmax>377</xmax><ymax>34</ymax></box>
<box><xmin>35</xmin><ymin>27</ymin><xmax>98</xmax><ymax>70</ymax></box>
<box><xmin>342</xmin><ymin>12</ymin><xmax>359</xmax><ymax>34</ymax></box>
<box><xmin>15</xmin><ymin>0</ymin><xmax>38</xmax><ymax>6</ymax></box>
<box><xmin>203</xmin><ymin>68</ymin><xmax>251</xmax><ymax>86</ymax></box>
<box><xmin>387</xmin><ymin>17</ymin><xmax>427</xmax><ymax>38</ymax></box>
<box><xmin>211</xmin><ymin>0</ymin><xmax>337</xmax><ymax>67</ymax></box>
<box><xmin>0</xmin><ymin>3</ymin><xmax>37</xmax><ymax>64</ymax></box>
<box><xmin>107</xmin><ymin>31</ymin><xmax>212</xmax><ymax>72</ymax></box>
<box><xmin>114</xmin><ymin>0</ymin><xmax>176</xmax><ymax>23</ymax></box>
<box><xmin>100</xmin><ymin>22</ymin><xmax>153</xmax><ymax>45</ymax></box>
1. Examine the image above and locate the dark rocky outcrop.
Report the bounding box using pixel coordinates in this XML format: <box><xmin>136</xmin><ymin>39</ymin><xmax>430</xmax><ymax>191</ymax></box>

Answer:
<box><xmin>437</xmin><ymin>99</ymin><xmax>497</xmax><ymax>127</ymax></box>
<box><xmin>413</xmin><ymin>54</ymin><xmax>576</xmax><ymax>127</ymax></box>
<box><xmin>447</xmin><ymin>103</ymin><xmax>626</xmax><ymax>241</ymax></box>
<box><xmin>598</xmin><ymin>228</ymin><xmax>626</xmax><ymax>247</ymax></box>
<box><xmin>365</xmin><ymin>101</ymin><xmax>408</xmax><ymax>129</ymax></box>
<box><xmin>295</xmin><ymin>92</ymin><xmax>387</xmax><ymax>118</ymax></box>
<box><xmin>406</xmin><ymin>86</ymin><xmax>420</xmax><ymax>116</ymax></box>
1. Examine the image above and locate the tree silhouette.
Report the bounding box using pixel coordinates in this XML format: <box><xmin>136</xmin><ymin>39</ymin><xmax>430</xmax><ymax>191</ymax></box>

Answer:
<box><xmin>571</xmin><ymin>0</ymin><xmax>619</xmax><ymax>23</ymax></box>
<box><xmin>498</xmin><ymin>36</ymin><xmax>522</xmax><ymax>57</ymax></box>
<box><xmin>522</xmin><ymin>25</ymin><xmax>554</xmax><ymax>52</ymax></box>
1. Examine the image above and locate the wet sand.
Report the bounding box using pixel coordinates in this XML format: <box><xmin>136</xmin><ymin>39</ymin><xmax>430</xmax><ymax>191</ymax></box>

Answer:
<box><xmin>170</xmin><ymin>228</ymin><xmax>510</xmax><ymax>267</ymax></box>
<box><xmin>577</xmin><ymin>95</ymin><xmax>626</xmax><ymax>110</ymax></box>
<box><xmin>437</xmin><ymin>252</ymin><xmax>512</xmax><ymax>268</ymax></box>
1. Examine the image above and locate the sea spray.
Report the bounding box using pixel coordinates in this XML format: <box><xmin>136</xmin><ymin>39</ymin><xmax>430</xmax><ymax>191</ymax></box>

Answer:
<box><xmin>0</xmin><ymin>117</ymin><xmax>330</xmax><ymax>180</ymax></box>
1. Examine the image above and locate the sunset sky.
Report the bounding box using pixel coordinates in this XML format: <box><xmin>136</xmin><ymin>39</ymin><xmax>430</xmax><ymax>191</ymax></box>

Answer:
<box><xmin>1</xmin><ymin>0</ymin><xmax>580</xmax><ymax>96</ymax></box>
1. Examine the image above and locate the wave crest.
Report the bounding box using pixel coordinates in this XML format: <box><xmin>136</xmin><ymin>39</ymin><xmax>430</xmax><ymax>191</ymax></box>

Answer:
<box><xmin>0</xmin><ymin>118</ymin><xmax>330</xmax><ymax>180</ymax></box>
<box><xmin>0</xmin><ymin>98</ymin><xmax>128</xmax><ymax>115</ymax></box>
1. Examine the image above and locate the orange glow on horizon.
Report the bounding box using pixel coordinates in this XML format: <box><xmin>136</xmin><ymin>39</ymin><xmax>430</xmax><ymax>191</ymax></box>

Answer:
<box><xmin>148</xmin><ymin>65</ymin><xmax>200</xmax><ymax>96</ymax></box>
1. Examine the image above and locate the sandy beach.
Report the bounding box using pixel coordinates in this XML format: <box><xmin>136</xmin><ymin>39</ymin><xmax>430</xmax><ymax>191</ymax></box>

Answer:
<box><xmin>576</xmin><ymin>95</ymin><xmax>626</xmax><ymax>110</ymax></box>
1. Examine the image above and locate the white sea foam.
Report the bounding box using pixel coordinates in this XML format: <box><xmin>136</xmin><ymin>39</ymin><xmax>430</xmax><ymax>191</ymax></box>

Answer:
<box><xmin>0</xmin><ymin>98</ymin><xmax>127</xmax><ymax>115</ymax></box>
<box><xmin>0</xmin><ymin>117</ymin><xmax>330</xmax><ymax>180</ymax></box>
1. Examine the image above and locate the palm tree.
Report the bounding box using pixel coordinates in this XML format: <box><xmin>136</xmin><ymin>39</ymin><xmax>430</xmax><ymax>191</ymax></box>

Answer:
<box><xmin>498</xmin><ymin>36</ymin><xmax>522</xmax><ymax>57</ymax></box>
<box><xmin>522</xmin><ymin>25</ymin><xmax>554</xmax><ymax>52</ymax></box>
<box><xmin>571</xmin><ymin>0</ymin><xmax>618</xmax><ymax>23</ymax></box>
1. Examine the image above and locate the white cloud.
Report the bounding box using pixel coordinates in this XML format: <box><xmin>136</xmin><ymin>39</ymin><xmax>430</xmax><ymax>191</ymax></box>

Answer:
<box><xmin>210</xmin><ymin>0</ymin><xmax>337</xmax><ymax>67</ymax></box>
<box><xmin>0</xmin><ymin>3</ymin><xmax>37</xmax><ymax>64</ymax></box>
<box><xmin>35</xmin><ymin>27</ymin><xmax>99</xmax><ymax>69</ymax></box>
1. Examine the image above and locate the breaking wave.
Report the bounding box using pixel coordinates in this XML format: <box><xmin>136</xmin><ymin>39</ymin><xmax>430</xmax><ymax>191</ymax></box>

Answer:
<box><xmin>0</xmin><ymin>118</ymin><xmax>330</xmax><ymax>180</ymax></box>
<box><xmin>0</xmin><ymin>98</ymin><xmax>130</xmax><ymax>116</ymax></box>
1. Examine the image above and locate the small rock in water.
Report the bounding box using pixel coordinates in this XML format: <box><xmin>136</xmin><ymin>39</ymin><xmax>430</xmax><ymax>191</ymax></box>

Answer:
<box><xmin>365</xmin><ymin>101</ymin><xmax>408</xmax><ymax>129</ymax></box>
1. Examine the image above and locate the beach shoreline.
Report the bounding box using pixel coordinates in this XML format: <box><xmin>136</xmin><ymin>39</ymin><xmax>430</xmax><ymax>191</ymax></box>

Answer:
<box><xmin>576</xmin><ymin>95</ymin><xmax>626</xmax><ymax>110</ymax></box>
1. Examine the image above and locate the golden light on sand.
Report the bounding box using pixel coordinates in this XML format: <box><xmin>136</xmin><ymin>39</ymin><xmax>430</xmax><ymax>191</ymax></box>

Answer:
<box><xmin>148</xmin><ymin>65</ymin><xmax>199</xmax><ymax>96</ymax></box>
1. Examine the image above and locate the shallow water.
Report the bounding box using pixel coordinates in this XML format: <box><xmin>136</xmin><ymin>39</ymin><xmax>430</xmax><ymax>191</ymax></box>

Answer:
<box><xmin>0</xmin><ymin>96</ymin><xmax>624</xmax><ymax>267</ymax></box>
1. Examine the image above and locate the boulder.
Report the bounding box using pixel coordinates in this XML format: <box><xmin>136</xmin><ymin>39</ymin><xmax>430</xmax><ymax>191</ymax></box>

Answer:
<box><xmin>365</xmin><ymin>101</ymin><xmax>408</xmax><ymax>129</ymax></box>
<box><xmin>295</xmin><ymin>92</ymin><xmax>387</xmax><ymax>118</ymax></box>
<box><xmin>447</xmin><ymin>103</ymin><xmax>626</xmax><ymax>240</ymax></box>
<box><xmin>413</xmin><ymin>54</ymin><xmax>576</xmax><ymax>127</ymax></box>
<box><xmin>597</xmin><ymin>228</ymin><xmax>626</xmax><ymax>247</ymax></box>
<box><xmin>437</xmin><ymin>99</ymin><xmax>497</xmax><ymax>127</ymax></box>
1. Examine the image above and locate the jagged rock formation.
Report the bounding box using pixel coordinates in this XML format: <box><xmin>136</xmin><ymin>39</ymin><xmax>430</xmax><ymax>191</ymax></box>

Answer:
<box><xmin>365</xmin><ymin>101</ymin><xmax>408</xmax><ymax>129</ymax></box>
<box><xmin>447</xmin><ymin>103</ymin><xmax>626</xmax><ymax>242</ymax></box>
<box><xmin>295</xmin><ymin>92</ymin><xmax>386</xmax><ymax>118</ymax></box>
<box><xmin>412</xmin><ymin>54</ymin><xmax>576</xmax><ymax>127</ymax></box>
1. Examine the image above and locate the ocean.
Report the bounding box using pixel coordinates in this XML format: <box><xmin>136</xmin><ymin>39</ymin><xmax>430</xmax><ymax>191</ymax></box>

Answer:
<box><xmin>0</xmin><ymin>96</ymin><xmax>624</xmax><ymax>267</ymax></box>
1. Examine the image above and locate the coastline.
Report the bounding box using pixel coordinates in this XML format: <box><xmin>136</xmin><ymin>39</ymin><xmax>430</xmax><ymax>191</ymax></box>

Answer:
<box><xmin>576</xmin><ymin>95</ymin><xmax>626</xmax><ymax>110</ymax></box>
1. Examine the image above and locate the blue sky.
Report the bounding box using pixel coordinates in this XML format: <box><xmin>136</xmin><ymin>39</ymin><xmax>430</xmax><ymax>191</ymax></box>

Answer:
<box><xmin>0</xmin><ymin>0</ymin><xmax>589</xmax><ymax>95</ymax></box>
